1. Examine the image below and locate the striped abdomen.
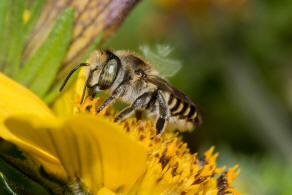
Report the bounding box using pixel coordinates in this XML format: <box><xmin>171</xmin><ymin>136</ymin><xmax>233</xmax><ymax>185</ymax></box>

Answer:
<box><xmin>167</xmin><ymin>94</ymin><xmax>200</xmax><ymax>123</ymax></box>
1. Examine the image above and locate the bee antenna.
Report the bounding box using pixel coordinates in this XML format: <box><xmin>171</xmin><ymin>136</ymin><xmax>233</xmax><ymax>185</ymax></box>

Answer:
<box><xmin>59</xmin><ymin>63</ymin><xmax>89</xmax><ymax>92</ymax></box>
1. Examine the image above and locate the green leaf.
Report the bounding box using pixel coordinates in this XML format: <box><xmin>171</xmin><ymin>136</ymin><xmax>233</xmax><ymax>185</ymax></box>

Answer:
<box><xmin>0</xmin><ymin>0</ymin><xmax>45</xmax><ymax>72</ymax></box>
<box><xmin>15</xmin><ymin>8</ymin><xmax>75</xmax><ymax>98</ymax></box>
<box><xmin>23</xmin><ymin>0</ymin><xmax>45</xmax><ymax>39</ymax></box>
<box><xmin>0</xmin><ymin>0</ymin><xmax>10</xmax><ymax>70</ymax></box>
<box><xmin>0</xmin><ymin>158</ymin><xmax>50</xmax><ymax>195</ymax></box>
<box><xmin>44</xmin><ymin>33</ymin><xmax>103</xmax><ymax>104</ymax></box>
<box><xmin>0</xmin><ymin>172</ymin><xmax>16</xmax><ymax>195</ymax></box>
<box><xmin>3</xmin><ymin>0</ymin><xmax>26</xmax><ymax>77</ymax></box>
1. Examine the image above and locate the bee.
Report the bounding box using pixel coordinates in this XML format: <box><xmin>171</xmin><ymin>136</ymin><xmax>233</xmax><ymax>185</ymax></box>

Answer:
<box><xmin>60</xmin><ymin>50</ymin><xmax>200</xmax><ymax>133</ymax></box>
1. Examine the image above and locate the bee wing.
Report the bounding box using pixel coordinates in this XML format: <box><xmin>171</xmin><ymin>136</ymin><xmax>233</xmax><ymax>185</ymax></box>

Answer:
<box><xmin>139</xmin><ymin>45</ymin><xmax>182</xmax><ymax>78</ymax></box>
<box><xmin>145</xmin><ymin>75</ymin><xmax>195</xmax><ymax>106</ymax></box>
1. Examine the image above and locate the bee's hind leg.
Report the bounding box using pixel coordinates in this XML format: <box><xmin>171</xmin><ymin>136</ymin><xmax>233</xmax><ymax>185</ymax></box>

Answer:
<box><xmin>156</xmin><ymin>90</ymin><xmax>168</xmax><ymax>134</ymax></box>
<box><xmin>114</xmin><ymin>92</ymin><xmax>152</xmax><ymax>122</ymax></box>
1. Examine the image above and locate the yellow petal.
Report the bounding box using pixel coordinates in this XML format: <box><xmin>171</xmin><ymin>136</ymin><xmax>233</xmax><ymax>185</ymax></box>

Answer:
<box><xmin>0</xmin><ymin>72</ymin><xmax>62</xmax><ymax>177</ymax></box>
<box><xmin>97</xmin><ymin>187</ymin><xmax>116</xmax><ymax>195</ymax></box>
<box><xmin>0</xmin><ymin>72</ymin><xmax>54</xmax><ymax>140</ymax></box>
<box><xmin>4</xmin><ymin>114</ymin><xmax>147</xmax><ymax>194</ymax></box>
<box><xmin>22</xmin><ymin>9</ymin><xmax>30</xmax><ymax>24</ymax></box>
<box><xmin>0</xmin><ymin>72</ymin><xmax>53</xmax><ymax>119</ymax></box>
<box><xmin>0</xmin><ymin>73</ymin><xmax>54</xmax><ymax>143</ymax></box>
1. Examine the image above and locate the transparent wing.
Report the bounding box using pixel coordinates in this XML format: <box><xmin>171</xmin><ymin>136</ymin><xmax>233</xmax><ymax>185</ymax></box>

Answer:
<box><xmin>139</xmin><ymin>44</ymin><xmax>182</xmax><ymax>78</ymax></box>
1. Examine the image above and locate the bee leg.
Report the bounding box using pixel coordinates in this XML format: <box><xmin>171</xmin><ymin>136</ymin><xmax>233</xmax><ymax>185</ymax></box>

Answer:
<box><xmin>87</xmin><ymin>87</ymin><xmax>97</xmax><ymax>99</ymax></box>
<box><xmin>96</xmin><ymin>94</ymin><xmax>118</xmax><ymax>113</ymax></box>
<box><xmin>156</xmin><ymin>90</ymin><xmax>168</xmax><ymax>134</ymax></box>
<box><xmin>135</xmin><ymin>110</ymin><xmax>143</xmax><ymax>120</ymax></box>
<box><xmin>145</xmin><ymin>91</ymin><xmax>158</xmax><ymax>110</ymax></box>
<box><xmin>96</xmin><ymin>83</ymin><xmax>127</xmax><ymax>113</ymax></box>
<box><xmin>114</xmin><ymin>92</ymin><xmax>152</xmax><ymax>122</ymax></box>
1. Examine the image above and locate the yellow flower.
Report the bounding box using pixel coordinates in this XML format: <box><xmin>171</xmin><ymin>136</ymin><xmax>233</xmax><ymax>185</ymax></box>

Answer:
<box><xmin>0</xmin><ymin>72</ymin><xmax>146</xmax><ymax>194</ymax></box>
<box><xmin>0</xmin><ymin>70</ymin><xmax>241</xmax><ymax>194</ymax></box>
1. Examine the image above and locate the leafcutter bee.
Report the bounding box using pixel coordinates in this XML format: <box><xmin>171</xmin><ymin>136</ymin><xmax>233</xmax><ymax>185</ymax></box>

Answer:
<box><xmin>60</xmin><ymin>50</ymin><xmax>201</xmax><ymax>133</ymax></box>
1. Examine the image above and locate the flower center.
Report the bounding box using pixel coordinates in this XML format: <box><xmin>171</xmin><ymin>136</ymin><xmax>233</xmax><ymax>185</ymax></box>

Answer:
<box><xmin>73</xmin><ymin>97</ymin><xmax>240</xmax><ymax>194</ymax></box>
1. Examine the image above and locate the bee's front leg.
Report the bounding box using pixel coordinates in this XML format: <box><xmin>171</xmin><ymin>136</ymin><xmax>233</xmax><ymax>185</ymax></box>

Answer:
<box><xmin>156</xmin><ymin>90</ymin><xmax>168</xmax><ymax>134</ymax></box>
<box><xmin>96</xmin><ymin>82</ymin><xmax>128</xmax><ymax>113</ymax></box>
<box><xmin>114</xmin><ymin>92</ymin><xmax>152</xmax><ymax>122</ymax></box>
<box><xmin>87</xmin><ymin>87</ymin><xmax>98</xmax><ymax>99</ymax></box>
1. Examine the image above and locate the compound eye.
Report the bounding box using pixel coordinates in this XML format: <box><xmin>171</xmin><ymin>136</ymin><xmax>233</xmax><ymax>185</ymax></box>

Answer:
<box><xmin>98</xmin><ymin>58</ymin><xmax>119</xmax><ymax>90</ymax></box>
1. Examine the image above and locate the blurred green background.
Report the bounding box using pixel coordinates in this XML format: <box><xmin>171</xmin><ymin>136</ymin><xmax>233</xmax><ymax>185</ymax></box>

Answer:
<box><xmin>105</xmin><ymin>0</ymin><xmax>292</xmax><ymax>194</ymax></box>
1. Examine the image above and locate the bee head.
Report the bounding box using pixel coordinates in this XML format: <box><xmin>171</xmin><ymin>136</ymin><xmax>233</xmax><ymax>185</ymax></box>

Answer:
<box><xmin>87</xmin><ymin>50</ymin><xmax>121</xmax><ymax>90</ymax></box>
<box><xmin>60</xmin><ymin>50</ymin><xmax>121</xmax><ymax>104</ymax></box>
